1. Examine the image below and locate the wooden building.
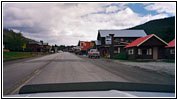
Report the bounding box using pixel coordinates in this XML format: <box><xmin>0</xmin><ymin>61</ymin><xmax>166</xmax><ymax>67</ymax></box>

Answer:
<box><xmin>97</xmin><ymin>30</ymin><xmax>147</xmax><ymax>57</ymax></box>
<box><xmin>88</xmin><ymin>40</ymin><xmax>101</xmax><ymax>50</ymax></box>
<box><xmin>124</xmin><ymin>34</ymin><xmax>168</xmax><ymax>60</ymax></box>
<box><xmin>165</xmin><ymin>39</ymin><xmax>175</xmax><ymax>59</ymax></box>
<box><xmin>26</xmin><ymin>42</ymin><xmax>42</xmax><ymax>52</ymax></box>
<box><xmin>26</xmin><ymin>40</ymin><xmax>51</xmax><ymax>52</ymax></box>
<box><xmin>78</xmin><ymin>41</ymin><xmax>91</xmax><ymax>55</ymax></box>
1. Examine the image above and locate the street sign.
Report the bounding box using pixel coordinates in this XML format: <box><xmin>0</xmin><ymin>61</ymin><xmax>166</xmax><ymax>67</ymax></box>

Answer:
<box><xmin>105</xmin><ymin>36</ymin><xmax>111</xmax><ymax>45</ymax></box>
<box><xmin>22</xmin><ymin>43</ymin><xmax>26</xmax><ymax>48</ymax></box>
<box><xmin>90</xmin><ymin>42</ymin><xmax>94</xmax><ymax>47</ymax></box>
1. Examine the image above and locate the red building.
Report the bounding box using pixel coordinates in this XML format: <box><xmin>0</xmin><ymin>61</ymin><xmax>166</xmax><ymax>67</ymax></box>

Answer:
<box><xmin>165</xmin><ymin>39</ymin><xmax>175</xmax><ymax>59</ymax></box>
<box><xmin>78</xmin><ymin>41</ymin><xmax>91</xmax><ymax>55</ymax></box>
<box><xmin>124</xmin><ymin>34</ymin><xmax>168</xmax><ymax>60</ymax></box>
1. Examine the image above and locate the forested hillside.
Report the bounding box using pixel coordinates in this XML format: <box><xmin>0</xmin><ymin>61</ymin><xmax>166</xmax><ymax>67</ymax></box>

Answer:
<box><xmin>3</xmin><ymin>29</ymin><xmax>36</xmax><ymax>51</ymax></box>
<box><xmin>129</xmin><ymin>17</ymin><xmax>175</xmax><ymax>42</ymax></box>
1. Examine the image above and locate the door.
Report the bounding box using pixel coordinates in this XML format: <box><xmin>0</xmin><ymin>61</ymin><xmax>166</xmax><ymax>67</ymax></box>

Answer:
<box><xmin>153</xmin><ymin>47</ymin><xmax>158</xmax><ymax>60</ymax></box>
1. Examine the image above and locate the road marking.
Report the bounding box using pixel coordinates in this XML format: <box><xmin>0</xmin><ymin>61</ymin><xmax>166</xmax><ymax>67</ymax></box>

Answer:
<box><xmin>9</xmin><ymin>69</ymin><xmax>41</xmax><ymax>94</ymax></box>
<box><xmin>4</xmin><ymin>61</ymin><xmax>52</xmax><ymax>95</ymax></box>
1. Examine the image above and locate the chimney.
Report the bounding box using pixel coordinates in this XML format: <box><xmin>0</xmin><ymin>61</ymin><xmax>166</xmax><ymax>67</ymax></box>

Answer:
<box><xmin>40</xmin><ymin>40</ymin><xmax>43</xmax><ymax>46</ymax></box>
<box><xmin>109</xmin><ymin>34</ymin><xmax>114</xmax><ymax>45</ymax></box>
<box><xmin>109</xmin><ymin>34</ymin><xmax>114</xmax><ymax>59</ymax></box>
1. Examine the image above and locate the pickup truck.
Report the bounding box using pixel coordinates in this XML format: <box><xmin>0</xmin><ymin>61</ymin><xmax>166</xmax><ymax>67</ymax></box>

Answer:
<box><xmin>88</xmin><ymin>49</ymin><xmax>100</xmax><ymax>59</ymax></box>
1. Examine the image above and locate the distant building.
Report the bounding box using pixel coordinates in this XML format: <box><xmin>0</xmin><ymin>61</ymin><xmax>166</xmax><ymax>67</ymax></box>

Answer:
<box><xmin>89</xmin><ymin>40</ymin><xmax>101</xmax><ymax>50</ymax></box>
<box><xmin>43</xmin><ymin>43</ymin><xmax>51</xmax><ymax>52</ymax></box>
<box><xmin>124</xmin><ymin>34</ymin><xmax>168</xmax><ymax>60</ymax></box>
<box><xmin>26</xmin><ymin>40</ymin><xmax>51</xmax><ymax>52</ymax></box>
<box><xmin>97</xmin><ymin>30</ymin><xmax>147</xmax><ymax>57</ymax></box>
<box><xmin>165</xmin><ymin>39</ymin><xmax>175</xmax><ymax>59</ymax></box>
<box><xmin>78</xmin><ymin>41</ymin><xmax>91</xmax><ymax>55</ymax></box>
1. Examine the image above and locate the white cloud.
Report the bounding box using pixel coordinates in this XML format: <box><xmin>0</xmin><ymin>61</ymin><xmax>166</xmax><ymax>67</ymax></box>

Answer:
<box><xmin>3</xmin><ymin>3</ymin><xmax>170</xmax><ymax>45</ymax></box>
<box><xmin>106</xmin><ymin>6</ymin><xmax>119</xmax><ymax>13</ymax></box>
<box><xmin>144</xmin><ymin>3</ymin><xmax>176</xmax><ymax>15</ymax></box>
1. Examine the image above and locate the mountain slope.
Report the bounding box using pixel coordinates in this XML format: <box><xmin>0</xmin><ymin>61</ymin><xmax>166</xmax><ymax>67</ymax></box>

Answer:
<box><xmin>129</xmin><ymin>17</ymin><xmax>175</xmax><ymax>42</ymax></box>
<box><xmin>3</xmin><ymin>29</ymin><xmax>37</xmax><ymax>51</ymax></box>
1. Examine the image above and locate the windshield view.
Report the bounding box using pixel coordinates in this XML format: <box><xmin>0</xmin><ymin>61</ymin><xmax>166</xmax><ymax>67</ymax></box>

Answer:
<box><xmin>2</xmin><ymin>2</ymin><xmax>176</xmax><ymax>98</ymax></box>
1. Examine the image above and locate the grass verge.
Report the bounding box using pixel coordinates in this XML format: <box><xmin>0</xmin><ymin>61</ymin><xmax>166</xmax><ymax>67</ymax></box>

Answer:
<box><xmin>102</xmin><ymin>57</ymin><xmax>175</xmax><ymax>63</ymax></box>
<box><xmin>3</xmin><ymin>52</ymin><xmax>49</xmax><ymax>62</ymax></box>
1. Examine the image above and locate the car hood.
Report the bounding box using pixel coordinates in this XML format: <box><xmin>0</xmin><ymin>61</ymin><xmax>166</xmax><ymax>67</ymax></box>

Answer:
<box><xmin>4</xmin><ymin>81</ymin><xmax>175</xmax><ymax>97</ymax></box>
<box><xmin>5</xmin><ymin>90</ymin><xmax>175</xmax><ymax>97</ymax></box>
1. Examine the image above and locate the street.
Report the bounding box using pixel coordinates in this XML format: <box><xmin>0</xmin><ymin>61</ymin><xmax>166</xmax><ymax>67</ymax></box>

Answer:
<box><xmin>3</xmin><ymin>52</ymin><xmax>175</xmax><ymax>95</ymax></box>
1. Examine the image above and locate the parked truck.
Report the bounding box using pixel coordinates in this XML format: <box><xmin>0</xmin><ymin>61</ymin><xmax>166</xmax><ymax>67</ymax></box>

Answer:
<box><xmin>88</xmin><ymin>49</ymin><xmax>100</xmax><ymax>59</ymax></box>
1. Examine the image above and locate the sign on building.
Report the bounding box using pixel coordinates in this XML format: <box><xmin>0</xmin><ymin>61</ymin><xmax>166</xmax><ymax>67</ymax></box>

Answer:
<box><xmin>90</xmin><ymin>42</ymin><xmax>94</xmax><ymax>47</ymax></box>
<box><xmin>105</xmin><ymin>36</ymin><xmax>111</xmax><ymax>45</ymax></box>
<box><xmin>22</xmin><ymin>43</ymin><xmax>26</xmax><ymax>49</ymax></box>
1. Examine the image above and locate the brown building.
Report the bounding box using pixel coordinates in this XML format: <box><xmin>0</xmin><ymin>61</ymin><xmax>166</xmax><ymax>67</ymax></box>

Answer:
<box><xmin>26</xmin><ymin>41</ymin><xmax>51</xmax><ymax>52</ymax></box>
<box><xmin>26</xmin><ymin>42</ymin><xmax>42</xmax><ymax>52</ymax></box>
<box><xmin>97</xmin><ymin>30</ymin><xmax>147</xmax><ymax>57</ymax></box>
<box><xmin>165</xmin><ymin>39</ymin><xmax>175</xmax><ymax>59</ymax></box>
<box><xmin>124</xmin><ymin>34</ymin><xmax>168</xmax><ymax>60</ymax></box>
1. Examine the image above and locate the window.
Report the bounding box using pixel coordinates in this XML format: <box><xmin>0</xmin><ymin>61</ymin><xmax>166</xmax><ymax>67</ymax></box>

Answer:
<box><xmin>128</xmin><ymin>49</ymin><xmax>134</xmax><ymax>55</ymax></box>
<box><xmin>138</xmin><ymin>49</ymin><xmax>142</xmax><ymax>55</ymax></box>
<box><xmin>118</xmin><ymin>48</ymin><xmax>120</xmax><ymax>53</ymax></box>
<box><xmin>114</xmin><ymin>50</ymin><xmax>118</xmax><ymax>53</ymax></box>
<box><xmin>170</xmin><ymin>49</ymin><xmax>175</xmax><ymax>54</ymax></box>
<box><xmin>146</xmin><ymin>48</ymin><xmax>152</xmax><ymax>55</ymax></box>
<box><xmin>120</xmin><ymin>38</ymin><xmax>124</xmax><ymax>41</ymax></box>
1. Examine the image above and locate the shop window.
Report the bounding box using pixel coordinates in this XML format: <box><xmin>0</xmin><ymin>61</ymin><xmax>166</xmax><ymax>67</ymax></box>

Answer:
<box><xmin>114</xmin><ymin>50</ymin><xmax>118</xmax><ymax>53</ymax></box>
<box><xmin>120</xmin><ymin>38</ymin><xmax>124</xmax><ymax>41</ymax></box>
<box><xmin>146</xmin><ymin>48</ymin><xmax>152</xmax><ymax>55</ymax></box>
<box><xmin>128</xmin><ymin>49</ymin><xmax>134</xmax><ymax>55</ymax></box>
<box><xmin>118</xmin><ymin>48</ymin><xmax>120</xmax><ymax>53</ymax></box>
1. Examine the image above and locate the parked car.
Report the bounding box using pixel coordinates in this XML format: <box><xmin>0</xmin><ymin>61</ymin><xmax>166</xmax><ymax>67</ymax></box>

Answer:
<box><xmin>50</xmin><ymin>50</ymin><xmax>54</xmax><ymax>54</ymax></box>
<box><xmin>88</xmin><ymin>49</ymin><xmax>100</xmax><ymax>58</ymax></box>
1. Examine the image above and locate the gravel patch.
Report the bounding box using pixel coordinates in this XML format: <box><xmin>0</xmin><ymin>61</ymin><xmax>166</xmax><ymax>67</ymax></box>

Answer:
<box><xmin>113</xmin><ymin>60</ymin><xmax>175</xmax><ymax>76</ymax></box>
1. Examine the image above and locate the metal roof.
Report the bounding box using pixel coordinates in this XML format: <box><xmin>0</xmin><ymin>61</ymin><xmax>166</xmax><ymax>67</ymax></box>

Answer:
<box><xmin>124</xmin><ymin>34</ymin><xmax>153</xmax><ymax>48</ymax></box>
<box><xmin>166</xmin><ymin>39</ymin><xmax>175</xmax><ymax>48</ymax></box>
<box><xmin>98</xmin><ymin>30</ymin><xmax>147</xmax><ymax>37</ymax></box>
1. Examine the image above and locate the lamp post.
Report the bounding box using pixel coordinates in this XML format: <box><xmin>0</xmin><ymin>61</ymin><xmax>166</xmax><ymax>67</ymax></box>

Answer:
<box><xmin>109</xmin><ymin>34</ymin><xmax>114</xmax><ymax>59</ymax></box>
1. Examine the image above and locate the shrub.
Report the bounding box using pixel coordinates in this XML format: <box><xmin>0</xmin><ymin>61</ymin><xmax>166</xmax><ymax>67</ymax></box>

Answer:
<box><xmin>112</xmin><ymin>52</ymin><xmax>128</xmax><ymax>60</ymax></box>
<box><xmin>24</xmin><ymin>48</ymin><xmax>34</xmax><ymax>52</ymax></box>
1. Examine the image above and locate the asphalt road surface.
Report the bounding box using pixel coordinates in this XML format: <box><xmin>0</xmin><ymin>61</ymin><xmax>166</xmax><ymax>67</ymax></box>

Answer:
<box><xmin>3</xmin><ymin>52</ymin><xmax>175</xmax><ymax>95</ymax></box>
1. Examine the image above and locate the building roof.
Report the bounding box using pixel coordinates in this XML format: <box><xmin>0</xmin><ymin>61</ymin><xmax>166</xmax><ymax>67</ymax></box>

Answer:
<box><xmin>98</xmin><ymin>30</ymin><xmax>147</xmax><ymax>38</ymax></box>
<box><xmin>124</xmin><ymin>34</ymin><xmax>168</xmax><ymax>48</ymax></box>
<box><xmin>29</xmin><ymin>41</ymin><xmax>48</xmax><ymax>46</ymax></box>
<box><xmin>166</xmin><ymin>39</ymin><xmax>175</xmax><ymax>48</ymax></box>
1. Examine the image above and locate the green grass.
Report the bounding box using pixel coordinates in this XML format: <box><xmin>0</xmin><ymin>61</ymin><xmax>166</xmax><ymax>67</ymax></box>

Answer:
<box><xmin>108</xmin><ymin>58</ymin><xmax>175</xmax><ymax>63</ymax></box>
<box><xmin>161</xmin><ymin>59</ymin><xmax>175</xmax><ymax>63</ymax></box>
<box><xmin>3</xmin><ymin>52</ymin><xmax>35</xmax><ymax>61</ymax></box>
<box><xmin>118</xmin><ymin>59</ymin><xmax>153</xmax><ymax>63</ymax></box>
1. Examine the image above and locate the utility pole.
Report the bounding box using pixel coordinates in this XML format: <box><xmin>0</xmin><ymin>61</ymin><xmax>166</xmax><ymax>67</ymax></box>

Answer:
<box><xmin>109</xmin><ymin>34</ymin><xmax>114</xmax><ymax>59</ymax></box>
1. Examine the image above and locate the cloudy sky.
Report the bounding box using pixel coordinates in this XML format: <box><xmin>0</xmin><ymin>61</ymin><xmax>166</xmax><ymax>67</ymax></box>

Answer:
<box><xmin>3</xmin><ymin>2</ymin><xmax>176</xmax><ymax>45</ymax></box>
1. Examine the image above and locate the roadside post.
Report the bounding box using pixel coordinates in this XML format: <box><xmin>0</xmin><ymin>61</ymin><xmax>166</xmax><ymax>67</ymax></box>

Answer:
<box><xmin>109</xmin><ymin>34</ymin><xmax>114</xmax><ymax>59</ymax></box>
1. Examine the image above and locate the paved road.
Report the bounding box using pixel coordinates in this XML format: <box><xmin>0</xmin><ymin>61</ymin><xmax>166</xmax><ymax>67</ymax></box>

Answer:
<box><xmin>3</xmin><ymin>52</ymin><xmax>174</xmax><ymax>95</ymax></box>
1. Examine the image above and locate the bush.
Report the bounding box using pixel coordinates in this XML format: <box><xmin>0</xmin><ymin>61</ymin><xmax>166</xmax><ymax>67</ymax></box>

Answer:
<box><xmin>112</xmin><ymin>53</ymin><xmax>128</xmax><ymax>60</ymax></box>
<box><xmin>24</xmin><ymin>48</ymin><xmax>34</xmax><ymax>52</ymax></box>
